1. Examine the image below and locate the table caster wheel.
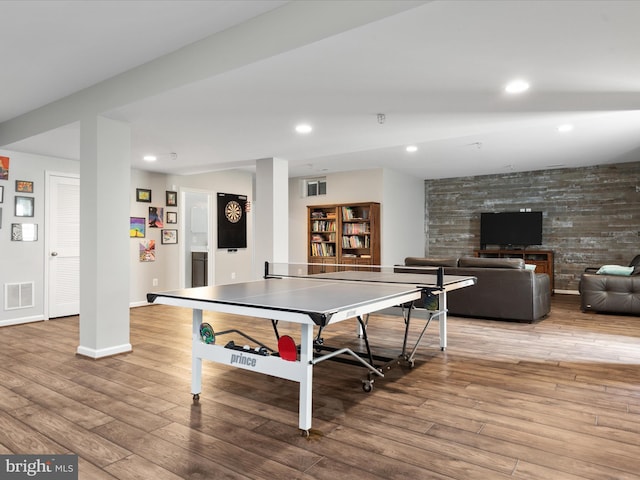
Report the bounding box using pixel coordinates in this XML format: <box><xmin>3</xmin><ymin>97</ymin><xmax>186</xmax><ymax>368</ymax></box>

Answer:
<box><xmin>192</xmin><ymin>393</ymin><xmax>200</xmax><ymax>403</ymax></box>
<box><xmin>362</xmin><ymin>380</ymin><xmax>373</xmax><ymax>392</ymax></box>
<box><xmin>300</xmin><ymin>429</ymin><xmax>310</xmax><ymax>438</ymax></box>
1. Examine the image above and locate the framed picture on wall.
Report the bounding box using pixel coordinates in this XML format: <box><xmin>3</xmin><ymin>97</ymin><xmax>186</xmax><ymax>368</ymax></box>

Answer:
<box><xmin>0</xmin><ymin>156</ymin><xmax>9</xmax><ymax>180</ymax></box>
<box><xmin>15</xmin><ymin>196</ymin><xmax>34</xmax><ymax>217</ymax></box>
<box><xmin>11</xmin><ymin>223</ymin><xmax>38</xmax><ymax>241</ymax></box>
<box><xmin>166</xmin><ymin>211</ymin><xmax>177</xmax><ymax>224</ymax></box>
<box><xmin>166</xmin><ymin>190</ymin><xmax>177</xmax><ymax>207</ymax></box>
<box><xmin>161</xmin><ymin>229</ymin><xmax>178</xmax><ymax>244</ymax></box>
<box><xmin>130</xmin><ymin>217</ymin><xmax>145</xmax><ymax>238</ymax></box>
<box><xmin>148</xmin><ymin>206</ymin><xmax>163</xmax><ymax>228</ymax></box>
<box><xmin>0</xmin><ymin>185</ymin><xmax>3</xmax><ymax>203</ymax></box>
<box><xmin>16</xmin><ymin>180</ymin><xmax>34</xmax><ymax>193</ymax></box>
<box><xmin>136</xmin><ymin>188</ymin><xmax>152</xmax><ymax>202</ymax></box>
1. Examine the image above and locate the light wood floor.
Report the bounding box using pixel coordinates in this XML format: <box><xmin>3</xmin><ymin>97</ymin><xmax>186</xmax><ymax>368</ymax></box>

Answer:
<box><xmin>2</xmin><ymin>295</ymin><xmax>640</xmax><ymax>479</ymax></box>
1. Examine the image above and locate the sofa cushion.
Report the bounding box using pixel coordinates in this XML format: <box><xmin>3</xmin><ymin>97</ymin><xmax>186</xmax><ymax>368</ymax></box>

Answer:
<box><xmin>596</xmin><ymin>265</ymin><xmax>634</xmax><ymax>276</ymax></box>
<box><xmin>580</xmin><ymin>273</ymin><xmax>640</xmax><ymax>314</ymax></box>
<box><xmin>458</xmin><ymin>256</ymin><xmax>525</xmax><ymax>269</ymax></box>
<box><xmin>404</xmin><ymin>257</ymin><xmax>458</xmax><ymax>267</ymax></box>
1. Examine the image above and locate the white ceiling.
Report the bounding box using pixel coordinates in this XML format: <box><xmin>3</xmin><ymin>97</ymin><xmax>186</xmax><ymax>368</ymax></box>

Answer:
<box><xmin>2</xmin><ymin>0</ymin><xmax>640</xmax><ymax>180</ymax></box>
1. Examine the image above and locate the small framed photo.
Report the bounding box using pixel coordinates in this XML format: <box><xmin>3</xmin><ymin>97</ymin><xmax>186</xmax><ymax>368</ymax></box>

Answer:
<box><xmin>166</xmin><ymin>211</ymin><xmax>177</xmax><ymax>224</ymax></box>
<box><xmin>15</xmin><ymin>196</ymin><xmax>34</xmax><ymax>217</ymax></box>
<box><xmin>136</xmin><ymin>188</ymin><xmax>152</xmax><ymax>202</ymax></box>
<box><xmin>166</xmin><ymin>190</ymin><xmax>177</xmax><ymax>207</ymax></box>
<box><xmin>11</xmin><ymin>223</ymin><xmax>38</xmax><ymax>241</ymax></box>
<box><xmin>16</xmin><ymin>180</ymin><xmax>34</xmax><ymax>193</ymax></box>
<box><xmin>0</xmin><ymin>185</ymin><xmax>3</xmax><ymax>203</ymax></box>
<box><xmin>161</xmin><ymin>229</ymin><xmax>178</xmax><ymax>244</ymax></box>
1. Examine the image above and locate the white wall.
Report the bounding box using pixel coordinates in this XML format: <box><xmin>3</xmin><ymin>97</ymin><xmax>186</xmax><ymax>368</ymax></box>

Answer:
<box><xmin>129</xmin><ymin>169</ymin><xmax>174</xmax><ymax>306</ymax></box>
<box><xmin>166</xmin><ymin>169</ymin><xmax>254</xmax><ymax>286</ymax></box>
<box><xmin>288</xmin><ymin>168</ymin><xmax>426</xmax><ymax>266</ymax></box>
<box><xmin>0</xmin><ymin>149</ymin><xmax>79</xmax><ymax>325</ymax></box>
<box><xmin>381</xmin><ymin>169</ymin><xmax>425</xmax><ymax>265</ymax></box>
<box><xmin>288</xmin><ymin>169</ymin><xmax>384</xmax><ymax>263</ymax></box>
<box><xmin>128</xmin><ymin>168</ymin><xmax>255</xmax><ymax>305</ymax></box>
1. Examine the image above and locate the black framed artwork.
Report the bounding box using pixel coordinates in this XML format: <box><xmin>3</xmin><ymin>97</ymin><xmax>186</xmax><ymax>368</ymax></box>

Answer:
<box><xmin>217</xmin><ymin>192</ymin><xmax>247</xmax><ymax>249</ymax></box>
<box><xmin>136</xmin><ymin>188</ymin><xmax>152</xmax><ymax>202</ymax></box>
<box><xmin>161</xmin><ymin>229</ymin><xmax>178</xmax><ymax>244</ymax></box>
<box><xmin>16</xmin><ymin>180</ymin><xmax>34</xmax><ymax>193</ymax></box>
<box><xmin>15</xmin><ymin>196</ymin><xmax>34</xmax><ymax>217</ymax></box>
<box><xmin>166</xmin><ymin>190</ymin><xmax>177</xmax><ymax>207</ymax></box>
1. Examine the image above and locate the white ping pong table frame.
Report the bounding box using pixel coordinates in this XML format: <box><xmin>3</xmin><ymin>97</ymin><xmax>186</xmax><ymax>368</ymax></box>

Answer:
<box><xmin>147</xmin><ymin>264</ymin><xmax>475</xmax><ymax>435</ymax></box>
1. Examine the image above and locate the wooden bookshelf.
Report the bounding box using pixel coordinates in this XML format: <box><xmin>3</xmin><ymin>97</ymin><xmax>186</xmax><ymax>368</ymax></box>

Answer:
<box><xmin>308</xmin><ymin>202</ymin><xmax>380</xmax><ymax>272</ymax></box>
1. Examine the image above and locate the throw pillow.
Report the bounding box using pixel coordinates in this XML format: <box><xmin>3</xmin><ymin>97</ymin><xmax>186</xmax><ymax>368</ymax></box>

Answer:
<box><xmin>524</xmin><ymin>264</ymin><xmax>536</xmax><ymax>271</ymax></box>
<box><xmin>596</xmin><ymin>265</ymin><xmax>634</xmax><ymax>276</ymax></box>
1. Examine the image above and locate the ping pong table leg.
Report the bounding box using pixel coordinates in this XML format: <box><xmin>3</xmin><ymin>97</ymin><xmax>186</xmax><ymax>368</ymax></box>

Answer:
<box><xmin>439</xmin><ymin>291</ymin><xmax>447</xmax><ymax>350</ymax></box>
<box><xmin>191</xmin><ymin>309</ymin><xmax>203</xmax><ymax>400</ymax></box>
<box><xmin>298</xmin><ymin>323</ymin><xmax>314</xmax><ymax>435</ymax></box>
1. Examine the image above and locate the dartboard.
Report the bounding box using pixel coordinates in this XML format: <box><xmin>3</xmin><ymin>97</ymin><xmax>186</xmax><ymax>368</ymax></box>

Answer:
<box><xmin>225</xmin><ymin>200</ymin><xmax>242</xmax><ymax>223</ymax></box>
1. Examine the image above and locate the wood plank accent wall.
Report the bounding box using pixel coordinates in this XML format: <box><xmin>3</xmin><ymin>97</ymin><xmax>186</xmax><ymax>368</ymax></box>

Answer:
<box><xmin>424</xmin><ymin>161</ymin><xmax>640</xmax><ymax>292</ymax></box>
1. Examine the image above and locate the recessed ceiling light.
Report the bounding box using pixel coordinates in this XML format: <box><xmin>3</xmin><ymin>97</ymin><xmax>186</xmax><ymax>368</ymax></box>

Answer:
<box><xmin>295</xmin><ymin>124</ymin><xmax>312</xmax><ymax>134</ymax></box>
<box><xmin>406</xmin><ymin>145</ymin><xmax>418</xmax><ymax>153</ymax></box>
<box><xmin>557</xmin><ymin>124</ymin><xmax>574</xmax><ymax>133</ymax></box>
<box><xmin>505</xmin><ymin>80</ymin><xmax>530</xmax><ymax>94</ymax></box>
<box><xmin>143</xmin><ymin>155</ymin><xmax>157</xmax><ymax>162</ymax></box>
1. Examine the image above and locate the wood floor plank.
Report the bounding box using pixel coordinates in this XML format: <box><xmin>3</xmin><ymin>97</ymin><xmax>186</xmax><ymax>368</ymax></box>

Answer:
<box><xmin>103</xmin><ymin>454</ymin><xmax>187</xmax><ymax>480</ymax></box>
<box><xmin>12</xmin><ymin>405</ymin><xmax>131</xmax><ymax>467</ymax></box>
<box><xmin>159</xmin><ymin>405</ymin><xmax>323</xmax><ymax>472</ymax></box>
<box><xmin>428</xmin><ymin>423</ymin><xmax>638</xmax><ymax>480</ymax></box>
<box><xmin>12</xmin><ymin>382</ymin><xmax>114</xmax><ymax>430</ymax></box>
<box><xmin>94</xmin><ymin>419</ymin><xmax>254</xmax><ymax>480</ymax></box>
<box><xmin>0</xmin><ymin>411</ymin><xmax>68</xmax><ymax>454</ymax></box>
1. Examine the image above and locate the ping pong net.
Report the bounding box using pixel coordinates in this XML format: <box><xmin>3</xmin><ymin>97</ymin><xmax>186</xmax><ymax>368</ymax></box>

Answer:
<box><xmin>264</xmin><ymin>261</ymin><xmax>445</xmax><ymax>289</ymax></box>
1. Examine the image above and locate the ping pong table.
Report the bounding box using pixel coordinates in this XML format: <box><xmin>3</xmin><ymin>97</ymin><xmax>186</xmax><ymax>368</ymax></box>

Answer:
<box><xmin>146</xmin><ymin>262</ymin><xmax>476</xmax><ymax>435</ymax></box>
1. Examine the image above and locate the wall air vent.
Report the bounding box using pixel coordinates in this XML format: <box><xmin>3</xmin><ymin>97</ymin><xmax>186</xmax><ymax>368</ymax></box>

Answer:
<box><xmin>303</xmin><ymin>177</ymin><xmax>327</xmax><ymax>197</ymax></box>
<box><xmin>4</xmin><ymin>282</ymin><xmax>35</xmax><ymax>310</ymax></box>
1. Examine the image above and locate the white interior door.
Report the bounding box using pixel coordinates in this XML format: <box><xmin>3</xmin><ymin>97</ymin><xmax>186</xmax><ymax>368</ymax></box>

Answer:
<box><xmin>47</xmin><ymin>173</ymin><xmax>80</xmax><ymax>318</ymax></box>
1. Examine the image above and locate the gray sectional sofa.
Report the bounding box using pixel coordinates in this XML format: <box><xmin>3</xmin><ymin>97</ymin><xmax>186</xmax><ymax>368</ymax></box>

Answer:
<box><xmin>401</xmin><ymin>256</ymin><xmax>551</xmax><ymax>322</ymax></box>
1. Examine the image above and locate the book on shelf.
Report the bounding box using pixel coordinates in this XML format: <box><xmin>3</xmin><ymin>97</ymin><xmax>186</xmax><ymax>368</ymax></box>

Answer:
<box><xmin>311</xmin><ymin>242</ymin><xmax>335</xmax><ymax>256</ymax></box>
<box><xmin>342</xmin><ymin>206</ymin><xmax>370</xmax><ymax>221</ymax></box>
<box><xmin>343</xmin><ymin>223</ymin><xmax>369</xmax><ymax>234</ymax></box>
<box><xmin>311</xmin><ymin>220</ymin><xmax>336</xmax><ymax>232</ymax></box>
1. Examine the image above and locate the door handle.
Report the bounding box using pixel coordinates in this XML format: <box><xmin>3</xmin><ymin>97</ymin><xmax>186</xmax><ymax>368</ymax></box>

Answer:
<box><xmin>51</xmin><ymin>252</ymin><xmax>58</xmax><ymax>257</ymax></box>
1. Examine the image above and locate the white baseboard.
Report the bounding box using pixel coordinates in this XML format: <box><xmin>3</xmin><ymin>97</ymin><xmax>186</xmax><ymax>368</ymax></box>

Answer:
<box><xmin>129</xmin><ymin>300</ymin><xmax>150</xmax><ymax>308</ymax></box>
<box><xmin>0</xmin><ymin>315</ymin><xmax>44</xmax><ymax>327</ymax></box>
<box><xmin>76</xmin><ymin>343</ymin><xmax>132</xmax><ymax>359</ymax></box>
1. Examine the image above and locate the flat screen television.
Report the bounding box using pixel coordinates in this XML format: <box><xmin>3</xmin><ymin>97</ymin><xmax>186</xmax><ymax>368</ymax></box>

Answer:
<box><xmin>480</xmin><ymin>211</ymin><xmax>543</xmax><ymax>248</ymax></box>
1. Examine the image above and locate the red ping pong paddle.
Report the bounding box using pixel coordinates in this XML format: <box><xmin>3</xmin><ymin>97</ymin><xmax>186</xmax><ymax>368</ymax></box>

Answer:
<box><xmin>278</xmin><ymin>335</ymin><xmax>297</xmax><ymax>361</ymax></box>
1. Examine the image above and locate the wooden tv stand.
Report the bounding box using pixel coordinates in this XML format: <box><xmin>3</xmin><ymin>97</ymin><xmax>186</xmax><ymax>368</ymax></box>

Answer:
<box><xmin>474</xmin><ymin>249</ymin><xmax>554</xmax><ymax>293</ymax></box>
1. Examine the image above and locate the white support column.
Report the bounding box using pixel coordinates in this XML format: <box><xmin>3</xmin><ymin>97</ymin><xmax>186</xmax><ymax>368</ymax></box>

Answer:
<box><xmin>255</xmin><ymin>157</ymin><xmax>288</xmax><ymax>277</ymax></box>
<box><xmin>77</xmin><ymin>116</ymin><xmax>132</xmax><ymax>358</ymax></box>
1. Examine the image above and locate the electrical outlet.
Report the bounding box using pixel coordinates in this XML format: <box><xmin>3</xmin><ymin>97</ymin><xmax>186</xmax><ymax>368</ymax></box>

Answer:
<box><xmin>152</xmin><ymin>278</ymin><xmax>158</xmax><ymax>287</ymax></box>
